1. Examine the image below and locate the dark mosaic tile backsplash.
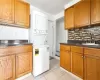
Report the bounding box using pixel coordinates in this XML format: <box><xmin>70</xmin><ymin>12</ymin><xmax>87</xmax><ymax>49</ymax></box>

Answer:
<box><xmin>68</xmin><ymin>26</ymin><xmax>100</xmax><ymax>41</ymax></box>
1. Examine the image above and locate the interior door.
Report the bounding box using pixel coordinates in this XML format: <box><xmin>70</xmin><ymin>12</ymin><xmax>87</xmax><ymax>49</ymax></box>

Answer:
<box><xmin>48</xmin><ymin>21</ymin><xmax>54</xmax><ymax>57</ymax></box>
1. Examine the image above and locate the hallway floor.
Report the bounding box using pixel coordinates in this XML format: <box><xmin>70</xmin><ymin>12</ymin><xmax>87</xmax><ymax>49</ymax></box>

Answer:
<box><xmin>22</xmin><ymin>59</ymin><xmax>82</xmax><ymax>80</ymax></box>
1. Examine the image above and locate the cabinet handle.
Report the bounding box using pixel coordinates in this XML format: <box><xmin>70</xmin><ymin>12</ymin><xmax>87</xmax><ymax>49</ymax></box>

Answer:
<box><xmin>82</xmin><ymin>56</ymin><xmax>84</xmax><ymax>58</ymax></box>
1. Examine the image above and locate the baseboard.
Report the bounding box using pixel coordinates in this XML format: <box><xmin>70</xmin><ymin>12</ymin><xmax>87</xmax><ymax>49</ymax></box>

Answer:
<box><xmin>60</xmin><ymin>67</ymin><xmax>83</xmax><ymax>80</ymax></box>
<box><xmin>16</xmin><ymin>73</ymin><xmax>33</xmax><ymax>80</ymax></box>
<box><xmin>54</xmin><ymin>56</ymin><xmax>60</xmax><ymax>60</ymax></box>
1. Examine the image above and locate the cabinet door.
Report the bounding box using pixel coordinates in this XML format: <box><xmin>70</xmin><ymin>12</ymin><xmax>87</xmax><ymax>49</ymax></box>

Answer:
<box><xmin>84</xmin><ymin>55</ymin><xmax>100</xmax><ymax>80</ymax></box>
<box><xmin>91</xmin><ymin>0</ymin><xmax>100</xmax><ymax>24</ymax></box>
<box><xmin>0</xmin><ymin>0</ymin><xmax>14</xmax><ymax>24</ymax></box>
<box><xmin>64</xmin><ymin>51</ymin><xmax>71</xmax><ymax>71</ymax></box>
<box><xmin>16</xmin><ymin>52</ymin><xmax>32</xmax><ymax>78</ymax></box>
<box><xmin>60</xmin><ymin>50</ymin><xmax>71</xmax><ymax>71</ymax></box>
<box><xmin>74</xmin><ymin>0</ymin><xmax>90</xmax><ymax>28</ymax></box>
<box><xmin>65</xmin><ymin>6</ymin><xmax>74</xmax><ymax>29</ymax></box>
<box><xmin>0</xmin><ymin>55</ymin><xmax>15</xmax><ymax>80</ymax></box>
<box><xmin>15</xmin><ymin>0</ymin><xmax>30</xmax><ymax>28</ymax></box>
<box><xmin>60</xmin><ymin>51</ymin><xmax>65</xmax><ymax>68</ymax></box>
<box><xmin>72</xmin><ymin>52</ymin><xmax>83</xmax><ymax>78</ymax></box>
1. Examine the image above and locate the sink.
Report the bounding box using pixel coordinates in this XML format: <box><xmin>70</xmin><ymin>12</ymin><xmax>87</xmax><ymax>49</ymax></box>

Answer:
<box><xmin>82</xmin><ymin>43</ymin><xmax>99</xmax><ymax>46</ymax></box>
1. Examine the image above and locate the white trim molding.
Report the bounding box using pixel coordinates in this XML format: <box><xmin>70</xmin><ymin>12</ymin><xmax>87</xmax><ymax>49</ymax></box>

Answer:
<box><xmin>54</xmin><ymin>11</ymin><xmax>64</xmax><ymax>20</ymax></box>
<box><xmin>64</xmin><ymin>0</ymin><xmax>81</xmax><ymax>9</ymax></box>
<box><xmin>16</xmin><ymin>73</ymin><xmax>33</xmax><ymax>80</ymax></box>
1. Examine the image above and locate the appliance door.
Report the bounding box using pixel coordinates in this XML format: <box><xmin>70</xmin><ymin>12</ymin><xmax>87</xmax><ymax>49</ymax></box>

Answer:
<box><xmin>35</xmin><ymin>14</ymin><xmax>48</xmax><ymax>31</ymax></box>
<box><xmin>32</xmin><ymin>35</ymin><xmax>48</xmax><ymax>45</ymax></box>
<box><xmin>33</xmin><ymin>46</ymin><xmax>49</xmax><ymax>76</ymax></box>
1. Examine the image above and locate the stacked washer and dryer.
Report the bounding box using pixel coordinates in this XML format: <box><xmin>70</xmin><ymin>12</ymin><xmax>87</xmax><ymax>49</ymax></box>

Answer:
<box><xmin>30</xmin><ymin>7</ymin><xmax>50</xmax><ymax>77</ymax></box>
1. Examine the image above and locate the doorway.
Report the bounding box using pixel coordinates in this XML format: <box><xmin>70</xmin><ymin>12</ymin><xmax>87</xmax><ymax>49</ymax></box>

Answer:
<box><xmin>47</xmin><ymin>20</ymin><xmax>54</xmax><ymax>59</ymax></box>
<box><xmin>56</xmin><ymin>18</ymin><xmax>68</xmax><ymax>57</ymax></box>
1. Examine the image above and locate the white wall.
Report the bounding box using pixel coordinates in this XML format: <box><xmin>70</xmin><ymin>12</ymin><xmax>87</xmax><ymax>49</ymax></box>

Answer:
<box><xmin>0</xmin><ymin>25</ymin><xmax>29</xmax><ymax>40</ymax></box>
<box><xmin>54</xmin><ymin>11</ymin><xmax>64</xmax><ymax>20</ymax></box>
<box><xmin>30</xmin><ymin>5</ymin><xmax>55</xmax><ymax>21</ymax></box>
<box><xmin>56</xmin><ymin>18</ymin><xmax>68</xmax><ymax>51</ymax></box>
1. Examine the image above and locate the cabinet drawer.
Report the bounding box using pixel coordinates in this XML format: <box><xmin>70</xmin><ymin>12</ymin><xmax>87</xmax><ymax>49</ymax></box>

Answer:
<box><xmin>84</xmin><ymin>48</ymin><xmax>100</xmax><ymax>57</ymax></box>
<box><xmin>0</xmin><ymin>45</ymin><xmax>32</xmax><ymax>56</ymax></box>
<box><xmin>71</xmin><ymin>46</ymin><xmax>83</xmax><ymax>54</ymax></box>
<box><xmin>60</xmin><ymin>44</ymin><xmax>70</xmax><ymax>51</ymax></box>
<box><xmin>10</xmin><ymin>45</ymin><xmax>32</xmax><ymax>53</ymax></box>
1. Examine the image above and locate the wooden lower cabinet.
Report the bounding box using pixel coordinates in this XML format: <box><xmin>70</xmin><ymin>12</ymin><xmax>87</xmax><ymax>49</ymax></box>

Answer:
<box><xmin>84</xmin><ymin>55</ymin><xmax>100</xmax><ymax>80</ymax></box>
<box><xmin>72</xmin><ymin>52</ymin><xmax>83</xmax><ymax>79</ymax></box>
<box><xmin>60</xmin><ymin>50</ymin><xmax>71</xmax><ymax>71</ymax></box>
<box><xmin>60</xmin><ymin>44</ymin><xmax>100</xmax><ymax>80</ymax></box>
<box><xmin>16</xmin><ymin>52</ymin><xmax>32</xmax><ymax>78</ymax></box>
<box><xmin>0</xmin><ymin>55</ymin><xmax>15</xmax><ymax>80</ymax></box>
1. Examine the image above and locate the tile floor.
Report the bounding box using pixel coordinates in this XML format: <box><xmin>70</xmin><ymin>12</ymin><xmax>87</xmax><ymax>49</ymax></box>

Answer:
<box><xmin>23</xmin><ymin>59</ymin><xmax>82</xmax><ymax>80</ymax></box>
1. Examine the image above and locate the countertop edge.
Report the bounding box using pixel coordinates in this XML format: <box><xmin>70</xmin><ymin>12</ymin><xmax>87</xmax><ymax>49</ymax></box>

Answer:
<box><xmin>60</xmin><ymin>43</ymin><xmax>100</xmax><ymax>49</ymax></box>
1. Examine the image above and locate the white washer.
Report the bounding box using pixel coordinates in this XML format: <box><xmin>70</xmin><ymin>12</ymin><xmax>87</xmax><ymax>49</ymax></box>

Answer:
<box><xmin>33</xmin><ymin>45</ymin><xmax>49</xmax><ymax>77</ymax></box>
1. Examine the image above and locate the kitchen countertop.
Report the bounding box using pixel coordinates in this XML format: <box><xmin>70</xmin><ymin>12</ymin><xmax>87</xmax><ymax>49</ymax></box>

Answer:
<box><xmin>60</xmin><ymin>43</ymin><xmax>100</xmax><ymax>49</ymax></box>
<box><xmin>0</xmin><ymin>43</ymin><xmax>32</xmax><ymax>48</ymax></box>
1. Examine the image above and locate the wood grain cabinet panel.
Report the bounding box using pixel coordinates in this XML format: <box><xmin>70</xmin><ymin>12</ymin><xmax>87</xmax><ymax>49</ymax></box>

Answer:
<box><xmin>74</xmin><ymin>0</ymin><xmax>90</xmax><ymax>28</ymax></box>
<box><xmin>16</xmin><ymin>52</ymin><xmax>32</xmax><ymax>78</ymax></box>
<box><xmin>60</xmin><ymin>45</ymin><xmax>70</xmax><ymax>51</ymax></box>
<box><xmin>65</xmin><ymin>6</ymin><xmax>74</xmax><ymax>29</ymax></box>
<box><xmin>72</xmin><ymin>52</ymin><xmax>83</xmax><ymax>79</ymax></box>
<box><xmin>84</xmin><ymin>55</ymin><xmax>100</xmax><ymax>80</ymax></box>
<box><xmin>60</xmin><ymin>51</ymin><xmax>71</xmax><ymax>71</ymax></box>
<box><xmin>71</xmin><ymin>46</ymin><xmax>83</xmax><ymax>54</ymax></box>
<box><xmin>0</xmin><ymin>55</ymin><xmax>15</xmax><ymax>80</ymax></box>
<box><xmin>91</xmin><ymin>0</ymin><xmax>100</xmax><ymax>25</ymax></box>
<box><xmin>15</xmin><ymin>0</ymin><xmax>30</xmax><ymax>28</ymax></box>
<box><xmin>0</xmin><ymin>0</ymin><xmax>14</xmax><ymax>24</ymax></box>
<box><xmin>60</xmin><ymin>45</ymin><xmax>71</xmax><ymax>71</ymax></box>
<box><xmin>60</xmin><ymin>51</ymin><xmax>65</xmax><ymax>69</ymax></box>
<box><xmin>64</xmin><ymin>51</ymin><xmax>71</xmax><ymax>71</ymax></box>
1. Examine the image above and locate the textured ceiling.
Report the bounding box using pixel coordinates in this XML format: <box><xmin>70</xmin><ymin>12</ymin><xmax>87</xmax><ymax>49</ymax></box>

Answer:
<box><xmin>26</xmin><ymin>0</ymin><xmax>71</xmax><ymax>15</ymax></box>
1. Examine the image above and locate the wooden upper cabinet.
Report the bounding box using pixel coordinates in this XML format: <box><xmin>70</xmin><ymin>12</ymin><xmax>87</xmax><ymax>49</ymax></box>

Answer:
<box><xmin>0</xmin><ymin>0</ymin><xmax>14</xmax><ymax>24</ymax></box>
<box><xmin>65</xmin><ymin>6</ymin><xmax>74</xmax><ymax>29</ymax></box>
<box><xmin>84</xmin><ymin>55</ymin><xmax>100</xmax><ymax>80</ymax></box>
<box><xmin>74</xmin><ymin>0</ymin><xmax>90</xmax><ymax>28</ymax></box>
<box><xmin>15</xmin><ymin>0</ymin><xmax>30</xmax><ymax>28</ymax></box>
<box><xmin>0</xmin><ymin>55</ymin><xmax>15</xmax><ymax>80</ymax></box>
<box><xmin>16</xmin><ymin>52</ymin><xmax>32</xmax><ymax>78</ymax></box>
<box><xmin>91</xmin><ymin>0</ymin><xmax>100</xmax><ymax>25</ymax></box>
